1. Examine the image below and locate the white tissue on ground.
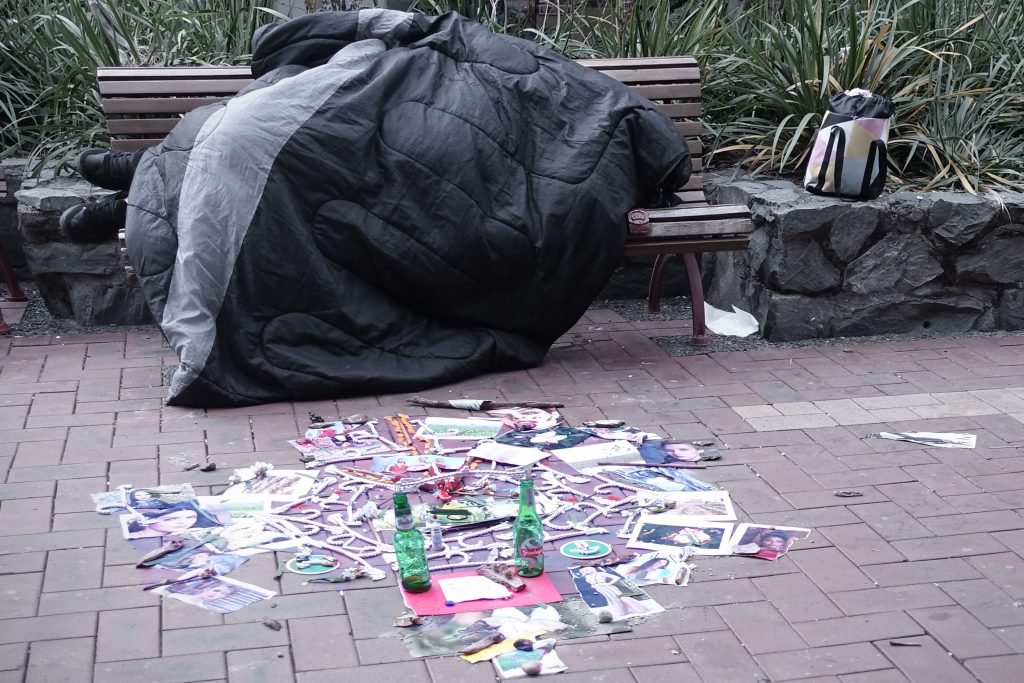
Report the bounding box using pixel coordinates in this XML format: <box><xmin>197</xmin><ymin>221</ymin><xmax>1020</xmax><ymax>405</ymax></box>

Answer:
<box><xmin>703</xmin><ymin>303</ymin><xmax>760</xmax><ymax>337</ymax></box>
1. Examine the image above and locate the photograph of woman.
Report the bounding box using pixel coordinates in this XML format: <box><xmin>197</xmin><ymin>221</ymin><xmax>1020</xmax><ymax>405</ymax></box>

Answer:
<box><xmin>120</xmin><ymin>501</ymin><xmax>226</xmax><ymax>540</ymax></box>
<box><xmin>617</xmin><ymin>551</ymin><xmax>692</xmax><ymax>586</ymax></box>
<box><xmin>568</xmin><ymin>566</ymin><xmax>663</xmax><ymax>621</ymax></box>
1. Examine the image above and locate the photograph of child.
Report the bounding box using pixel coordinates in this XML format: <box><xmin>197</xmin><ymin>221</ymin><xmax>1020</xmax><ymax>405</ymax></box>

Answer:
<box><xmin>730</xmin><ymin>524</ymin><xmax>811</xmax><ymax>561</ymax></box>
<box><xmin>119</xmin><ymin>501</ymin><xmax>226</xmax><ymax>540</ymax></box>
<box><xmin>154</xmin><ymin>575</ymin><xmax>275</xmax><ymax>614</ymax></box>
<box><xmin>627</xmin><ymin>516</ymin><xmax>735</xmax><ymax>555</ymax></box>
<box><xmin>568</xmin><ymin>566</ymin><xmax>664</xmax><ymax>622</ymax></box>
<box><xmin>616</xmin><ymin>551</ymin><xmax>692</xmax><ymax>586</ymax></box>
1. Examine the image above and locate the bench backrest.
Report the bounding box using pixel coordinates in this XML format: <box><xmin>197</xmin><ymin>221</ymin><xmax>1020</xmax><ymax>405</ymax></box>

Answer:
<box><xmin>0</xmin><ymin>166</ymin><xmax>6</xmax><ymax>199</ymax></box>
<box><xmin>97</xmin><ymin>56</ymin><xmax>706</xmax><ymax>196</ymax></box>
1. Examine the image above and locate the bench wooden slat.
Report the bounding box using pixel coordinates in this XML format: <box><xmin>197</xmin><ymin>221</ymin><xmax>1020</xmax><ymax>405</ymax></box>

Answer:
<box><xmin>99</xmin><ymin>79</ymin><xmax>249</xmax><ymax>96</ymax></box>
<box><xmin>658</xmin><ymin>103</ymin><xmax>703</xmax><ymax>119</ymax></box>
<box><xmin>111</xmin><ymin>139</ymin><xmax>168</xmax><ymax>152</ymax></box>
<box><xmin>0</xmin><ymin>166</ymin><xmax>6</xmax><ymax>199</ymax></box>
<box><xmin>577</xmin><ymin>56</ymin><xmax>698</xmax><ymax>69</ymax></box>
<box><xmin>633</xmin><ymin>217</ymin><xmax>754</xmax><ymax>241</ymax></box>
<box><xmin>675</xmin><ymin>121</ymin><xmax>701</xmax><ymax>137</ymax></box>
<box><xmin>597</xmin><ymin>67</ymin><xmax>699</xmax><ymax>84</ymax></box>
<box><xmin>98</xmin><ymin>66</ymin><xmax>251</xmax><ymax>79</ymax></box>
<box><xmin>631</xmin><ymin>83</ymin><xmax>701</xmax><ymax>101</ymax></box>
<box><xmin>645</xmin><ymin>204</ymin><xmax>752</xmax><ymax>221</ymax></box>
<box><xmin>102</xmin><ymin>96</ymin><xmax>237</xmax><ymax>115</ymax></box>
<box><xmin>107</xmin><ymin>118</ymin><xmax>183</xmax><ymax>135</ymax></box>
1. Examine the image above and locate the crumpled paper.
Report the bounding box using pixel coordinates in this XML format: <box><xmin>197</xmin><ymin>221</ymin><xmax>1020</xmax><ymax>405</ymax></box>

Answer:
<box><xmin>704</xmin><ymin>303</ymin><xmax>760</xmax><ymax>337</ymax></box>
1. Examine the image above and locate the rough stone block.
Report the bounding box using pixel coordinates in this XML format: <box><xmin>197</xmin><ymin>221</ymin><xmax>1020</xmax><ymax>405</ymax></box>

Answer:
<box><xmin>764</xmin><ymin>240</ymin><xmax>840</xmax><ymax>294</ymax></box>
<box><xmin>846</xmin><ymin>233</ymin><xmax>943</xmax><ymax>294</ymax></box>
<box><xmin>928</xmin><ymin>192</ymin><xmax>998</xmax><ymax>246</ymax></box>
<box><xmin>956</xmin><ymin>231</ymin><xmax>1024</xmax><ymax>284</ymax></box>
<box><xmin>829</xmin><ymin>204</ymin><xmax>879</xmax><ymax>262</ymax></box>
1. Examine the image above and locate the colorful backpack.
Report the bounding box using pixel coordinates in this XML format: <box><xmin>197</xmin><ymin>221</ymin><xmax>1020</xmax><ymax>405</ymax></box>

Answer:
<box><xmin>804</xmin><ymin>89</ymin><xmax>895</xmax><ymax>200</ymax></box>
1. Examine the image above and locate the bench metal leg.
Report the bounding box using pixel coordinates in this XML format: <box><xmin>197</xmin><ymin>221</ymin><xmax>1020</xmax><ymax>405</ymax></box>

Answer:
<box><xmin>681</xmin><ymin>252</ymin><xmax>708</xmax><ymax>347</ymax></box>
<box><xmin>645</xmin><ymin>252</ymin><xmax>708</xmax><ymax>347</ymax></box>
<box><xmin>0</xmin><ymin>305</ymin><xmax>8</xmax><ymax>334</ymax></box>
<box><xmin>0</xmin><ymin>247</ymin><xmax>26</xmax><ymax>302</ymax></box>
<box><xmin>646</xmin><ymin>254</ymin><xmax>676</xmax><ymax>314</ymax></box>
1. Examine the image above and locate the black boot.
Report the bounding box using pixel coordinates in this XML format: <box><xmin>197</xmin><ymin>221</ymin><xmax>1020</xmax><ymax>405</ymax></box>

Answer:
<box><xmin>59</xmin><ymin>192</ymin><xmax>127</xmax><ymax>243</ymax></box>
<box><xmin>76</xmin><ymin>148</ymin><xmax>141</xmax><ymax>191</ymax></box>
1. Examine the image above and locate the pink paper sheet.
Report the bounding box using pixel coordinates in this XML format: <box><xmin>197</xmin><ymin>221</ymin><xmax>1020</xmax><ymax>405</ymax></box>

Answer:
<box><xmin>400</xmin><ymin>571</ymin><xmax>563</xmax><ymax>615</ymax></box>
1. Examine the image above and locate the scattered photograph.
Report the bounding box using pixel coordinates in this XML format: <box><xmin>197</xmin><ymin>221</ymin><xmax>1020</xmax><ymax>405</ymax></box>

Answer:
<box><xmin>556</xmin><ymin>440</ymin><xmax>642</xmax><ymax>472</ymax></box>
<box><xmin>370</xmin><ymin>453</ymin><xmax>466</xmax><ymax>475</ymax></box>
<box><xmin>615</xmin><ymin>551</ymin><xmax>692</xmax><ymax>586</ymax></box>
<box><xmin>729</xmin><ymin>524</ymin><xmax>811</xmax><ymax>561</ymax></box>
<box><xmin>119</xmin><ymin>500</ymin><xmax>227</xmax><ymax>540</ymax></box>
<box><xmin>195</xmin><ymin>495</ymin><xmax>269</xmax><ymax>520</ymax></box>
<box><xmin>485</xmin><ymin>407</ymin><xmax>561</xmax><ymax>432</ymax></box>
<box><xmin>640</xmin><ymin>439</ymin><xmax>721</xmax><ymax>464</ymax></box>
<box><xmin>493</xmin><ymin>643</ymin><xmax>567</xmax><ymax>679</ymax></box>
<box><xmin>402</xmin><ymin>600</ymin><xmax>630</xmax><ymax>658</ymax></box>
<box><xmin>92</xmin><ymin>484</ymin><xmax>196</xmax><ymax>513</ymax></box>
<box><xmin>416</xmin><ymin>417</ymin><xmax>503</xmax><ymax>440</ymax></box>
<box><xmin>154</xmin><ymin>575</ymin><xmax>276</xmax><ymax>613</ymax></box>
<box><xmin>288</xmin><ymin>436</ymin><xmax>391</xmax><ymax>461</ymax></box>
<box><xmin>635</xmin><ymin>490</ymin><xmax>736</xmax><ymax>521</ymax></box>
<box><xmin>154</xmin><ymin>545</ymin><xmax>249</xmax><ymax>574</ymax></box>
<box><xmin>221</xmin><ymin>469</ymin><xmax>319</xmax><ymax>499</ymax></box>
<box><xmin>585</xmin><ymin>465</ymin><xmax>717</xmax><ymax>493</ymax></box>
<box><xmin>495</xmin><ymin>427</ymin><xmax>591</xmax><ymax>450</ymax></box>
<box><xmin>579</xmin><ymin>426</ymin><xmax>650</xmax><ymax>444</ymax></box>
<box><xmin>627</xmin><ymin>516</ymin><xmax>735</xmax><ymax>556</ymax></box>
<box><xmin>376</xmin><ymin>497</ymin><xmax>518</xmax><ymax>531</ymax></box>
<box><xmin>467</xmin><ymin>441</ymin><xmax>547</xmax><ymax>467</ymax></box>
<box><xmin>568</xmin><ymin>566</ymin><xmax>664</xmax><ymax>622</ymax></box>
<box><xmin>198</xmin><ymin>521</ymin><xmax>300</xmax><ymax>554</ymax></box>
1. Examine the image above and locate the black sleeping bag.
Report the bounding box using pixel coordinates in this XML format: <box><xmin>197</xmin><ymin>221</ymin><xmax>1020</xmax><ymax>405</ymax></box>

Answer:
<box><xmin>125</xmin><ymin>9</ymin><xmax>690</xmax><ymax>407</ymax></box>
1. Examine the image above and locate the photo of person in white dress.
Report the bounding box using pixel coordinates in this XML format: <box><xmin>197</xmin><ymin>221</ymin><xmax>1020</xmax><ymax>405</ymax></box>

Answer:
<box><xmin>568</xmin><ymin>566</ymin><xmax>664</xmax><ymax>621</ymax></box>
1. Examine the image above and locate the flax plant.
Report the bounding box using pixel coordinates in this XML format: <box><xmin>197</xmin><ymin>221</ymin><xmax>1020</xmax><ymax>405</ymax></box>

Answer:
<box><xmin>1</xmin><ymin>0</ymin><xmax>284</xmax><ymax>171</ymax></box>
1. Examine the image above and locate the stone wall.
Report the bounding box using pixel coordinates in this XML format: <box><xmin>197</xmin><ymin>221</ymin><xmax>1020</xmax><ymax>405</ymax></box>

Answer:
<box><xmin>703</xmin><ymin>175</ymin><xmax>1024</xmax><ymax>341</ymax></box>
<box><xmin>14</xmin><ymin>173</ymin><xmax>152</xmax><ymax>326</ymax></box>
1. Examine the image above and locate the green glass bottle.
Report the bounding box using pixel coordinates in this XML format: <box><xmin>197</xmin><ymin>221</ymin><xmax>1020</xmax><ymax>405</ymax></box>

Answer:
<box><xmin>513</xmin><ymin>471</ymin><xmax>545</xmax><ymax>577</ymax></box>
<box><xmin>392</xmin><ymin>490</ymin><xmax>431</xmax><ymax>593</ymax></box>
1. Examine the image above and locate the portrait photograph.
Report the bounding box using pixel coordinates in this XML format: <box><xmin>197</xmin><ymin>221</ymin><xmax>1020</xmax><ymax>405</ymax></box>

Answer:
<box><xmin>568</xmin><ymin>566</ymin><xmax>664</xmax><ymax>622</ymax></box>
<box><xmin>729</xmin><ymin>524</ymin><xmax>811</xmax><ymax>561</ymax></box>
<box><xmin>627</xmin><ymin>515</ymin><xmax>735</xmax><ymax>555</ymax></box>
<box><xmin>616</xmin><ymin>551</ymin><xmax>692</xmax><ymax>586</ymax></box>
<box><xmin>119</xmin><ymin>500</ymin><xmax>227</xmax><ymax>540</ymax></box>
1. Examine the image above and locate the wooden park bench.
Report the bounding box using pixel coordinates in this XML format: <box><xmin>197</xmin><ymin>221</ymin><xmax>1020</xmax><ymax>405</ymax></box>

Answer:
<box><xmin>0</xmin><ymin>165</ymin><xmax>29</xmax><ymax>335</ymax></box>
<box><xmin>96</xmin><ymin>56</ymin><xmax>752</xmax><ymax>346</ymax></box>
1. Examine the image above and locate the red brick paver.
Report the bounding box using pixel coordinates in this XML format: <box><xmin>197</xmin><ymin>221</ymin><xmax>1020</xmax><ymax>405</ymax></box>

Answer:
<box><xmin>2</xmin><ymin>313</ymin><xmax>1024</xmax><ymax>682</ymax></box>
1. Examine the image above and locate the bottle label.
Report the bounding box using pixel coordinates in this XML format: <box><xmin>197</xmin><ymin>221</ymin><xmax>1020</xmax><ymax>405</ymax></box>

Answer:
<box><xmin>395</xmin><ymin>513</ymin><xmax>415</xmax><ymax>531</ymax></box>
<box><xmin>518</xmin><ymin>536</ymin><xmax>544</xmax><ymax>562</ymax></box>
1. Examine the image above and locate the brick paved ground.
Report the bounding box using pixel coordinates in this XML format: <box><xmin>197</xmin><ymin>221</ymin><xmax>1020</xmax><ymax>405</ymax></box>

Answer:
<box><xmin>2</xmin><ymin>303</ymin><xmax>1024</xmax><ymax>682</ymax></box>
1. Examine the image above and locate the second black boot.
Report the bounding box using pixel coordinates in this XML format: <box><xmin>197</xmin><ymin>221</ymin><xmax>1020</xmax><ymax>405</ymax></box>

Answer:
<box><xmin>76</xmin><ymin>148</ymin><xmax>141</xmax><ymax>191</ymax></box>
<box><xmin>59</xmin><ymin>192</ymin><xmax>128</xmax><ymax>243</ymax></box>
